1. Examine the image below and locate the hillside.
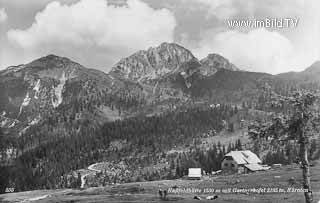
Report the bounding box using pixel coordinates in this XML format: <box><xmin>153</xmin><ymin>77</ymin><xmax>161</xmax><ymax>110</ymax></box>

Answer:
<box><xmin>276</xmin><ymin>61</ymin><xmax>320</xmax><ymax>83</ymax></box>
<box><xmin>1</xmin><ymin>162</ymin><xmax>320</xmax><ymax>203</ymax></box>
<box><xmin>0</xmin><ymin>42</ymin><xmax>320</xmax><ymax>194</ymax></box>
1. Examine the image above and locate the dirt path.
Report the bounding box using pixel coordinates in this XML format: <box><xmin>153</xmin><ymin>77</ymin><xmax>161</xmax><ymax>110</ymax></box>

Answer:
<box><xmin>0</xmin><ymin>189</ymin><xmax>72</xmax><ymax>202</ymax></box>
<box><xmin>81</xmin><ymin>163</ymin><xmax>102</xmax><ymax>188</ymax></box>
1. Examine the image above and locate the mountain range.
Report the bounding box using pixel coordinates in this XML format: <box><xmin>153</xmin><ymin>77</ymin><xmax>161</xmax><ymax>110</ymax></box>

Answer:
<box><xmin>1</xmin><ymin>42</ymin><xmax>320</xmax><ymax>139</ymax></box>
<box><xmin>1</xmin><ymin>42</ymin><xmax>320</xmax><ymax>192</ymax></box>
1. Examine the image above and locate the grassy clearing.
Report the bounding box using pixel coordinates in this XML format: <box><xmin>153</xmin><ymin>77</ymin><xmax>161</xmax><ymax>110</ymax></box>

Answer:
<box><xmin>1</xmin><ymin>161</ymin><xmax>319</xmax><ymax>203</ymax></box>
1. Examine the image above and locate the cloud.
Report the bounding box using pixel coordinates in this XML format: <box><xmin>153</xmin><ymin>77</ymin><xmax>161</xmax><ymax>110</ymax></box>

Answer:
<box><xmin>183</xmin><ymin>0</ymin><xmax>236</xmax><ymax>20</ymax></box>
<box><xmin>190</xmin><ymin>0</ymin><xmax>304</xmax><ymax>20</ymax></box>
<box><xmin>193</xmin><ymin>28</ymin><xmax>295</xmax><ymax>74</ymax></box>
<box><xmin>2</xmin><ymin>0</ymin><xmax>319</xmax><ymax>74</ymax></box>
<box><xmin>0</xmin><ymin>8</ymin><xmax>8</xmax><ymax>23</ymax></box>
<box><xmin>199</xmin><ymin>0</ymin><xmax>237</xmax><ymax>19</ymax></box>
<box><xmin>291</xmin><ymin>0</ymin><xmax>320</xmax><ymax>69</ymax></box>
<box><xmin>183</xmin><ymin>0</ymin><xmax>320</xmax><ymax>74</ymax></box>
<box><xmin>6</xmin><ymin>0</ymin><xmax>176</xmax><ymax>71</ymax></box>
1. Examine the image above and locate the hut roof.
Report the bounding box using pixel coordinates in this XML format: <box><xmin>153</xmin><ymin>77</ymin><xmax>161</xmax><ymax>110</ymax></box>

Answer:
<box><xmin>224</xmin><ymin>150</ymin><xmax>261</xmax><ymax>165</ymax></box>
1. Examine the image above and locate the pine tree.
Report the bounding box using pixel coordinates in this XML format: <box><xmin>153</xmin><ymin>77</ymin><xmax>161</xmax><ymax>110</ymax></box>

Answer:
<box><xmin>249</xmin><ymin>92</ymin><xmax>319</xmax><ymax>203</ymax></box>
<box><xmin>77</xmin><ymin>172</ymin><xmax>82</xmax><ymax>189</ymax></box>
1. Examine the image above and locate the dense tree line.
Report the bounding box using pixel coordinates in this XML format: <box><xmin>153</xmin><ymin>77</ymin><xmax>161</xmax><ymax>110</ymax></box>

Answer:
<box><xmin>99</xmin><ymin>105</ymin><xmax>237</xmax><ymax>152</ymax></box>
<box><xmin>263</xmin><ymin>139</ymin><xmax>320</xmax><ymax>166</ymax></box>
<box><xmin>2</xmin><ymin>71</ymin><xmax>320</xmax><ymax>194</ymax></box>
<box><xmin>5</xmin><ymin>104</ymin><xmax>238</xmax><ymax>191</ymax></box>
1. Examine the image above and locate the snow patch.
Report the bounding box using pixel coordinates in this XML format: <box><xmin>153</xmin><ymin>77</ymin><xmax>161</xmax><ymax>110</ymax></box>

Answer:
<box><xmin>1</xmin><ymin>119</ymin><xmax>9</xmax><ymax>127</ymax></box>
<box><xmin>0</xmin><ymin>148</ymin><xmax>16</xmax><ymax>160</ymax></box>
<box><xmin>152</xmin><ymin>81</ymin><xmax>159</xmax><ymax>95</ymax></box>
<box><xmin>8</xmin><ymin>121</ymin><xmax>17</xmax><ymax>128</ymax></box>
<box><xmin>0</xmin><ymin>116</ymin><xmax>19</xmax><ymax>128</ymax></box>
<box><xmin>52</xmin><ymin>71</ymin><xmax>67</xmax><ymax>108</ymax></box>
<box><xmin>185</xmin><ymin>81</ymin><xmax>192</xmax><ymax>88</ymax></box>
<box><xmin>19</xmin><ymin>92</ymin><xmax>31</xmax><ymax>115</ymax></box>
<box><xmin>19</xmin><ymin>126</ymin><xmax>30</xmax><ymax>136</ymax></box>
<box><xmin>17</xmin><ymin>115</ymin><xmax>41</xmax><ymax>135</ymax></box>
<box><xmin>6</xmin><ymin>65</ymin><xmax>25</xmax><ymax>73</ymax></box>
<box><xmin>32</xmin><ymin>79</ymin><xmax>41</xmax><ymax>99</ymax></box>
<box><xmin>109</xmin><ymin>75</ymin><xmax>115</xmax><ymax>86</ymax></box>
<box><xmin>21</xmin><ymin>92</ymin><xmax>31</xmax><ymax>106</ymax></box>
<box><xmin>30</xmin><ymin>115</ymin><xmax>41</xmax><ymax>126</ymax></box>
<box><xmin>137</xmin><ymin>67</ymin><xmax>171</xmax><ymax>82</ymax></box>
<box><xmin>125</xmin><ymin>66</ymin><xmax>132</xmax><ymax>79</ymax></box>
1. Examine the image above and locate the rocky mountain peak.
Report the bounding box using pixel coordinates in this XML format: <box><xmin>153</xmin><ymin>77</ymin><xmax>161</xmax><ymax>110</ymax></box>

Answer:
<box><xmin>199</xmin><ymin>53</ymin><xmax>239</xmax><ymax>77</ymax></box>
<box><xmin>110</xmin><ymin>42</ymin><xmax>197</xmax><ymax>81</ymax></box>
<box><xmin>1</xmin><ymin>55</ymin><xmax>84</xmax><ymax>78</ymax></box>
<box><xmin>27</xmin><ymin>54</ymin><xmax>83</xmax><ymax>71</ymax></box>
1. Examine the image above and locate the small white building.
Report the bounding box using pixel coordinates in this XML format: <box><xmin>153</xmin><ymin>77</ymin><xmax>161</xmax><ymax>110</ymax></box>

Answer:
<box><xmin>188</xmin><ymin>168</ymin><xmax>202</xmax><ymax>180</ymax></box>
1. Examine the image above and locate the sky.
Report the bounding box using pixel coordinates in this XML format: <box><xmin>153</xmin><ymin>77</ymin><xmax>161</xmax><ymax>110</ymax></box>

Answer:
<box><xmin>0</xmin><ymin>0</ymin><xmax>319</xmax><ymax>74</ymax></box>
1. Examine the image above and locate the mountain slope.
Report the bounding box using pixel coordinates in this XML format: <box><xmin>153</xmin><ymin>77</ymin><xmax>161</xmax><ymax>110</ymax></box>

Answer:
<box><xmin>189</xmin><ymin>69</ymin><xmax>271</xmax><ymax>103</ymax></box>
<box><xmin>276</xmin><ymin>61</ymin><xmax>320</xmax><ymax>84</ymax></box>
<box><xmin>0</xmin><ymin>55</ymin><xmax>146</xmax><ymax>142</ymax></box>
<box><xmin>110</xmin><ymin>43</ymin><xmax>242</xmax><ymax>88</ymax></box>
<box><xmin>2</xmin><ymin>44</ymin><xmax>319</xmax><ymax>140</ymax></box>
<box><xmin>109</xmin><ymin>43</ymin><xmax>246</xmax><ymax>110</ymax></box>
<box><xmin>199</xmin><ymin>53</ymin><xmax>240</xmax><ymax>76</ymax></box>
<box><xmin>110</xmin><ymin>42</ymin><xmax>197</xmax><ymax>82</ymax></box>
<box><xmin>1</xmin><ymin>42</ymin><xmax>320</xmax><ymax>193</ymax></box>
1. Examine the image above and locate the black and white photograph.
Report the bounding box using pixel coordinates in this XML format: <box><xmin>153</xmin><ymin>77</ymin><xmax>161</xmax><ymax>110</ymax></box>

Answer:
<box><xmin>0</xmin><ymin>0</ymin><xmax>319</xmax><ymax>202</ymax></box>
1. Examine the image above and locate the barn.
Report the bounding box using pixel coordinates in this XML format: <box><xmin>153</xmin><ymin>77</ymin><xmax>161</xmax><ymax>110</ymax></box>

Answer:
<box><xmin>221</xmin><ymin>150</ymin><xmax>269</xmax><ymax>174</ymax></box>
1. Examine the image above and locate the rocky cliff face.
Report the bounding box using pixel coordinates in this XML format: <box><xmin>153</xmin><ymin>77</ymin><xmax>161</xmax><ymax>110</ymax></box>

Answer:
<box><xmin>0</xmin><ymin>43</ymin><xmax>246</xmax><ymax>135</ymax></box>
<box><xmin>110</xmin><ymin>43</ymin><xmax>242</xmax><ymax>86</ymax></box>
<box><xmin>110</xmin><ymin>42</ymin><xmax>197</xmax><ymax>82</ymax></box>
<box><xmin>1</xmin><ymin>55</ymin><xmax>99</xmax><ymax>115</ymax></box>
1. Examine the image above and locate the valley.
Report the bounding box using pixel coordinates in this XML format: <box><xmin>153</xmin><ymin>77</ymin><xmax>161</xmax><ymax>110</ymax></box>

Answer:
<box><xmin>0</xmin><ymin>42</ymin><xmax>320</xmax><ymax>202</ymax></box>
